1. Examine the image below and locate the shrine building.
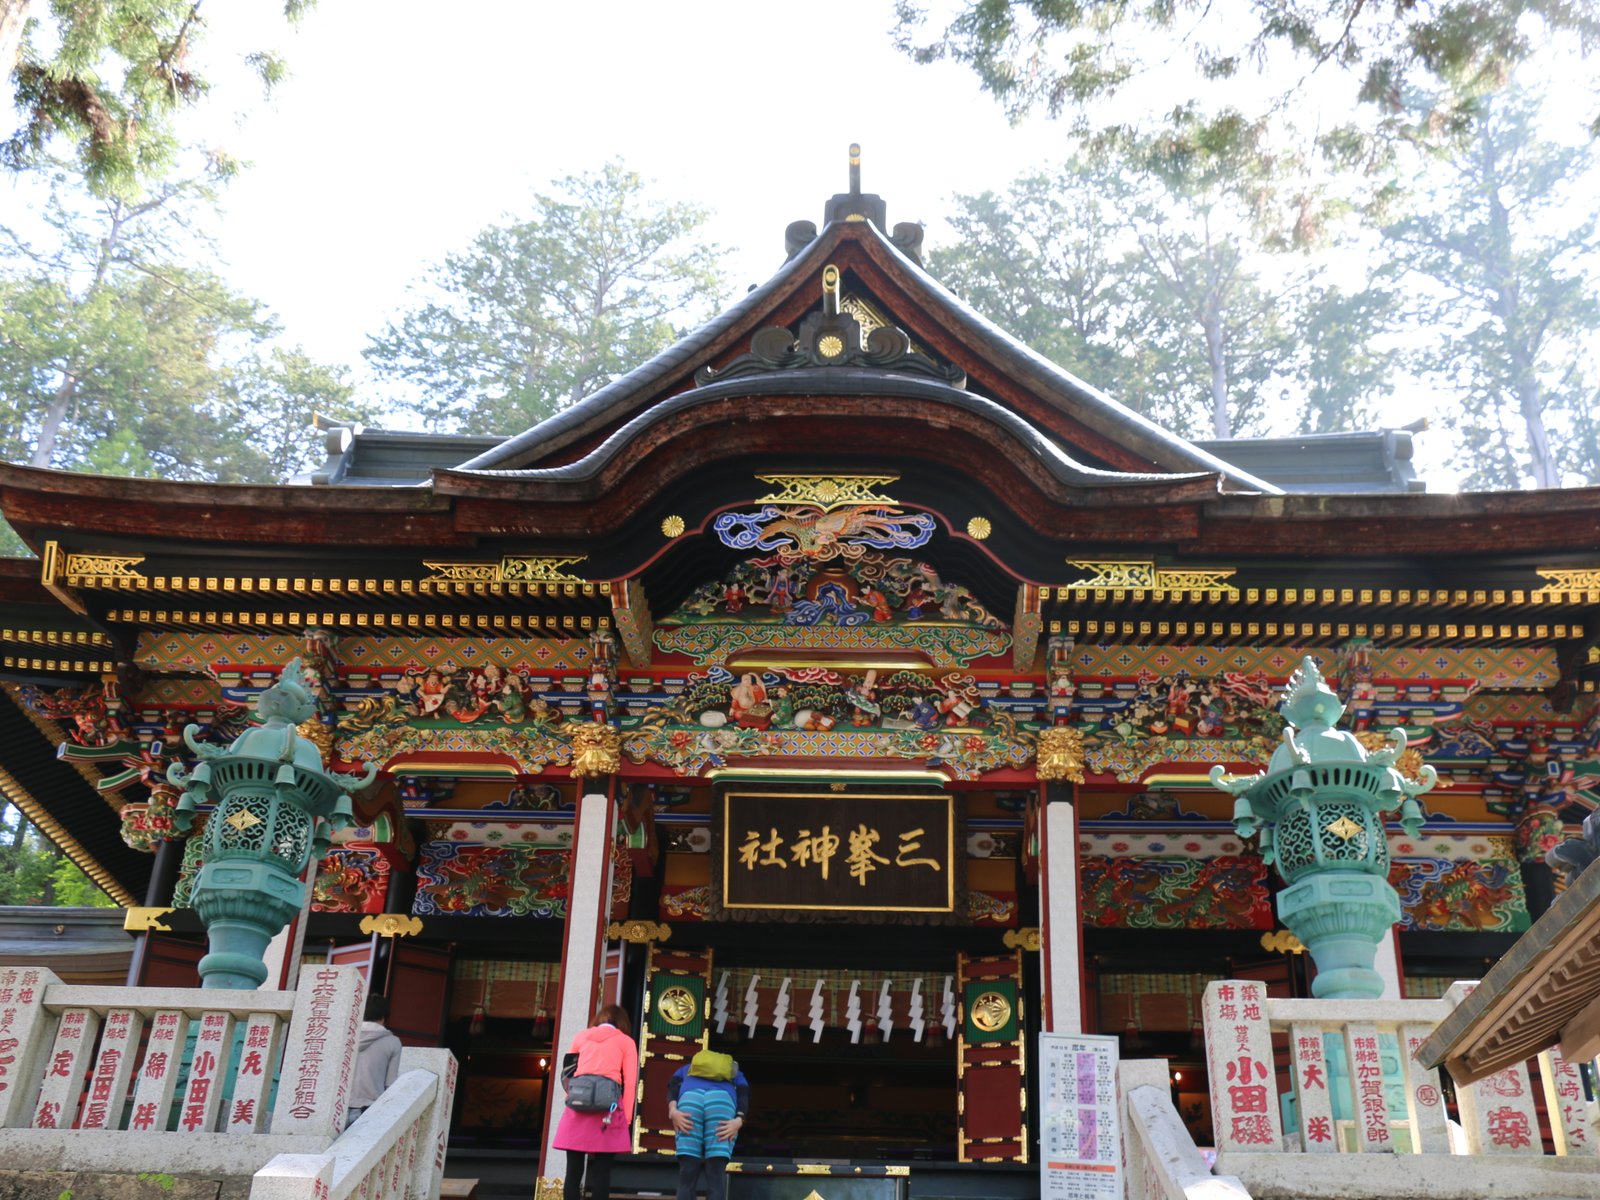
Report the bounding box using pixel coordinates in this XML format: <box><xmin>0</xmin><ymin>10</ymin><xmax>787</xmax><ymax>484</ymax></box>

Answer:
<box><xmin>1</xmin><ymin>152</ymin><xmax>1597</xmax><ymax>1198</ymax></box>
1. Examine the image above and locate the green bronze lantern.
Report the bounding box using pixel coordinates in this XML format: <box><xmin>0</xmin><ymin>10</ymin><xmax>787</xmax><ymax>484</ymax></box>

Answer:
<box><xmin>169</xmin><ymin>658</ymin><xmax>376</xmax><ymax>989</ymax></box>
<box><xmin>1212</xmin><ymin>657</ymin><xmax>1436</xmax><ymax>999</ymax></box>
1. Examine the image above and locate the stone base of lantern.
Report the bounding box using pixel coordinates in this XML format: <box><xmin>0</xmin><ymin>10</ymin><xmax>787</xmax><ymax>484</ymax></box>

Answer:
<box><xmin>1277</xmin><ymin>872</ymin><xmax>1401</xmax><ymax>1000</ymax></box>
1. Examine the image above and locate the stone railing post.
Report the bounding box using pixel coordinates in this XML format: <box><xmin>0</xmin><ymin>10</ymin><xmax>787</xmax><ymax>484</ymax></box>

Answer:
<box><xmin>399</xmin><ymin>1047</ymin><xmax>458</xmax><ymax>1200</ymax></box>
<box><xmin>270</xmin><ymin>964</ymin><xmax>367</xmax><ymax>1140</ymax></box>
<box><xmin>0</xmin><ymin>966</ymin><xmax>60</xmax><ymax>1129</ymax></box>
<box><xmin>250</xmin><ymin>1153</ymin><xmax>335</xmax><ymax>1199</ymax></box>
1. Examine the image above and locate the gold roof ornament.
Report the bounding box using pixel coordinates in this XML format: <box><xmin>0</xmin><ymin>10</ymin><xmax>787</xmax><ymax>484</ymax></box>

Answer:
<box><xmin>423</xmin><ymin>555</ymin><xmax>589</xmax><ymax>584</ymax></box>
<box><xmin>1063</xmin><ymin>559</ymin><xmax>1238</xmax><ymax>596</ymax></box>
<box><xmin>753</xmin><ymin>473</ymin><xmax>899</xmax><ymax>511</ymax></box>
<box><xmin>1035</xmin><ymin>726</ymin><xmax>1086</xmax><ymax>784</ymax></box>
<box><xmin>568</xmin><ymin>722</ymin><xmax>621</xmax><ymax>779</ymax></box>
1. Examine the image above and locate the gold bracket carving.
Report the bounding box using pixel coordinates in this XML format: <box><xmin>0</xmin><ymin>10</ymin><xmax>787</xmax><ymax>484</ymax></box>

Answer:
<box><xmin>1003</xmin><ymin>927</ymin><xmax>1041</xmax><ymax>952</ymax></box>
<box><xmin>1064</xmin><ymin>559</ymin><xmax>1237</xmax><ymax>596</ymax></box>
<box><xmin>423</xmin><ymin>555</ymin><xmax>589</xmax><ymax>584</ymax></box>
<box><xmin>1260</xmin><ymin>929</ymin><xmax>1306</xmax><ymax>955</ymax></box>
<box><xmin>1035</xmin><ymin>727</ymin><xmax>1086</xmax><ymax>783</ymax></box>
<box><xmin>1534</xmin><ymin>567</ymin><xmax>1600</xmax><ymax>594</ymax></box>
<box><xmin>62</xmin><ymin>552</ymin><xmax>147</xmax><ymax>581</ymax></box>
<box><xmin>360</xmin><ymin>914</ymin><xmax>424</xmax><ymax>938</ymax></box>
<box><xmin>569</xmin><ymin>723</ymin><xmax>621</xmax><ymax>778</ymax></box>
<box><xmin>124</xmin><ymin>906</ymin><xmax>175</xmax><ymax>932</ymax></box>
<box><xmin>753</xmin><ymin>473</ymin><xmax>899</xmax><ymax>512</ymax></box>
<box><xmin>606</xmin><ymin>919</ymin><xmax>671</xmax><ymax>944</ymax></box>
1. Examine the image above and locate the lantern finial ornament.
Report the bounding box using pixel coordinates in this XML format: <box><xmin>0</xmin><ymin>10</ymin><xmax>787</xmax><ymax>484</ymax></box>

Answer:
<box><xmin>169</xmin><ymin>657</ymin><xmax>376</xmax><ymax>989</ymax></box>
<box><xmin>1211</xmin><ymin>656</ymin><xmax>1436</xmax><ymax>998</ymax></box>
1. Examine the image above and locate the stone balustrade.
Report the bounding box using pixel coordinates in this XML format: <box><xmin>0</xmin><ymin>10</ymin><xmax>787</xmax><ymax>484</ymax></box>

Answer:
<box><xmin>0</xmin><ymin>962</ymin><xmax>457</xmax><ymax>1200</ymax></box>
<box><xmin>1193</xmin><ymin>979</ymin><xmax>1600</xmax><ymax>1199</ymax></box>
<box><xmin>251</xmin><ymin>1047</ymin><xmax>458</xmax><ymax>1200</ymax></box>
<box><xmin>1120</xmin><ymin>1058</ymin><xmax>1249</xmax><ymax>1200</ymax></box>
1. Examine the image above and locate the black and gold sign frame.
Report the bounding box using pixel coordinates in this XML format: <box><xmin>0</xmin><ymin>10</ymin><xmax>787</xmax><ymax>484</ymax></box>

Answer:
<box><xmin>710</xmin><ymin>786</ymin><xmax>966</xmax><ymax>924</ymax></box>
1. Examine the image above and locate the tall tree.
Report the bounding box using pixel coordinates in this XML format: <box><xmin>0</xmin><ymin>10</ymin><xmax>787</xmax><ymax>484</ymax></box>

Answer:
<box><xmin>932</xmin><ymin>130</ymin><xmax>1391</xmax><ymax>439</ymax></box>
<box><xmin>4</xmin><ymin>0</ymin><xmax>310</xmax><ymax>197</ymax></box>
<box><xmin>1381</xmin><ymin>86</ymin><xmax>1600</xmax><ymax>488</ymax></box>
<box><xmin>893</xmin><ymin>0</ymin><xmax>1600</xmax><ymax>145</ymax></box>
<box><xmin>365</xmin><ymin>162</ymin><xmax>730</xmax><ymax>435</ymax></box>
<box><xmin>0</xmin><ymin>164</ymin><xmax>371</xmax><ymax>490</ymax></box>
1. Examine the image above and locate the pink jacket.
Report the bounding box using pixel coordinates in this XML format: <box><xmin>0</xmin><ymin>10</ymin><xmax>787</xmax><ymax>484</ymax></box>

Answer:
<box><xmin>568</xmin><ymin>1023</ymin><xmax>639</xmax><ymax>1121</ymax></box>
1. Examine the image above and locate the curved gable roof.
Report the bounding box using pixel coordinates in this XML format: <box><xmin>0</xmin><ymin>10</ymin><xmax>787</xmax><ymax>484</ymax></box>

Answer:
<box><xmin>455</xmin><ymin>218</ymin><xmax>1279</xmax><ymax>494</ymax></box>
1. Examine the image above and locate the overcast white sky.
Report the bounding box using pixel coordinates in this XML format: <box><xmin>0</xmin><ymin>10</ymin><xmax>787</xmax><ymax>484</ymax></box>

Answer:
<box><xmin>187</xmin><ymin>1</ymin><xmax>1071</xmax><ymax>378</ymax></box>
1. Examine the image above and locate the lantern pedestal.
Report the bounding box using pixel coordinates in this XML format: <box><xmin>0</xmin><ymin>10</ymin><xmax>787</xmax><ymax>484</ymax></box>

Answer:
<box><xmin>1277</xmin><ymin>872</ymin><xmax>1400</xmax><ymax>999</ymax></box>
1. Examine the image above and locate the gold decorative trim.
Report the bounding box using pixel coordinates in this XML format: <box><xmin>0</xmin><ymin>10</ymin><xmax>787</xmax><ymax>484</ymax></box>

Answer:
<box><xmin>1326</xmin><ymin>815</ymin><xmax>1363</xmax><ymax>841</ymax></box>
<box><xmin>63</xmin><ymin>552</ymin><xmax>146</xmax><ymax>581</ymax></box>
<box><xmin>753</xmin><ymin>473</ymin><xmax>899</xmax><ymax>512</ymax></box>
<box><xmin>1260</xmin><ymin>929</ymin><xmax>1306</xmax><ymax>955</ymax></box>
<box><xmin>423</xmin><ymin>555</ymin><xmax>589</xmax><ymax>584</ymax></box>
<box><xmin>124</xmin><ymin>906</ymin><xmax>175</xmax><ymax>932</ymax></box>
<box><xmin>568</xmin><ymin>723</ymin><xmax>621</xmax><ymax>778</ymax></box>
<box><xmin>1534</xmin><ymin>568</ymin><xmax>1600</xmax><ymax>595</ymax></box>
<box><xmin>1063</xmin><ymin>559</ymin><xmax>1238</xmax><ymax>595</ymax></box>
<box><xmin>0</xmin><ymin>757</ymin><xmax>135</xmax><ymax>905</ymax></box>
<box><xmin>970</xmin><ymin>991</ymin><xmax>1013</xmax><ymax>1032</ymax></box>
<box><xmin>37</xmin><ymin>541</ymin><xmax>89</xmax><ymax>617</ymax></box>
<box><xmin>0</xmin><ymin>628</ymin><xmax>112</xmax><ymax>648</ymax></box>
<box><xmin>1003</xmin><ymin>927</ymin><xmax>1041</xmax><ymax>952</ymax></box>
<box><xmin>1355</xmin><ymin>730</ymin><xmax>1426</xmax><ymax>781</ymax></box>
<box><xmin>1035</xmin><ymin>727</ymin><xmax>1085</xmax><ymax>784</ymax></box>
<box><xmin>1047</xmin><ymin>617</ymin><xmax>1579</xmax><ymax>643</ymax></box>
<box><xmin>607</xmin><ymin>919</ymin><xmax>671</xmax><ymax>944</ymax></box>
<box><xmin>106</xmin><ymin>609</ymin><xmax>605</xmax><ymax>633</ymax></box>
<box><xmin>359</xmin><ymin>913</ymin><xmax>423</xmax><ymax>938</ymax></box>
<box><xmin>966</xmin><ymin>516</ymin><xmax>991</xmax><ymax>540</ymax></box>
<box><xmin>656</xmin><ymin>985</ymin><xmax>697</xmax><ymax>1025</ymax></box>
<box><xmin>660</xmin><ymin>515</ymin><xmax>686</xmax><ymax>538</ymax></box>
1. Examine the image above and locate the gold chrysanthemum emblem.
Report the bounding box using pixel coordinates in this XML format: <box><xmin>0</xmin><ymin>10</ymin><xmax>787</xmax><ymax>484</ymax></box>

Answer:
<box><xmin>661</xmin><ymin>515</ymin><xmax>686</xmax><ymax>538</ymax></box>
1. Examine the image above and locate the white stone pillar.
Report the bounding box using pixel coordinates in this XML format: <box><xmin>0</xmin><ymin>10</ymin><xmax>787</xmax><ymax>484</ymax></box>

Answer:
<box><xmin>540</xmin><ymin>782</ymin><xmax>617</xmax><ymax>1182</ymax></box>
<box><xmin>1038</xmin><ymin>792</ymin><xmax>1083</xmax><ymax>1033</ymax></box>
<box><xmin>1374</xmin><ymin>927</ymin><xmax>1402</xmax><ymax>1000</ymax></box>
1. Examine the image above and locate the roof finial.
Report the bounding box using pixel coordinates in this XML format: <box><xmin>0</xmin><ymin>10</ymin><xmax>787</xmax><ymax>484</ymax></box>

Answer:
<box><xmin>849</xmin><ymin>143</ymin><xmax>861</xmax><ymax>196</ymax></box>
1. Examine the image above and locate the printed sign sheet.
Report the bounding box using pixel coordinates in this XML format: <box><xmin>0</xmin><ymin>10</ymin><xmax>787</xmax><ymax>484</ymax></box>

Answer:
<box><xmin>1040</xmin><ymin>1032</ymin><xmax>1123</xmax><ymax>1200</ymax></box>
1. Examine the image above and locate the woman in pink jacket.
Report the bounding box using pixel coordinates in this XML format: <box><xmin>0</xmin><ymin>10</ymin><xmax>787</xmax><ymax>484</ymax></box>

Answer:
<box><xmin>554</xmin><ymin>1004</ymin><xmax>639</xmax><ymax>1200</ymax></box>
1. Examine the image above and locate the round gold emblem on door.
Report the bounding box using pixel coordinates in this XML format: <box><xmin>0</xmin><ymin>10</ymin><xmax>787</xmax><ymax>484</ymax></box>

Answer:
<box><xmin>658</xmin><ymin>985</ymin><xmax>697</xmax><ymax>1026</ymax></box>
<box><xmin>970</xmin><ymin>990</ymin><xmax>1012</xmax><ymax>1032</ymax></box>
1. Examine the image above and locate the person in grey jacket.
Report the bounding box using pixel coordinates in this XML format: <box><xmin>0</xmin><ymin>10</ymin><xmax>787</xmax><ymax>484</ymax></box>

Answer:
<box><xmin>346</xmin><ymin>992</ymin><xmax>403</xmax><ymax>1124</ymax></box>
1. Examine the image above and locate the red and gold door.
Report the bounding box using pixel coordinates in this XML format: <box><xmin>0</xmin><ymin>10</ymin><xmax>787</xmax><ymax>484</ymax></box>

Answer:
<box><xmin>957</xmin><ymin>950</ymin><xmax>1028</xmax><ymax>1163</ymax></box>
<box><xmin>634</xmin><ymin>945</ymin><xmax>713</xmax><ymax>1155</ymax></box>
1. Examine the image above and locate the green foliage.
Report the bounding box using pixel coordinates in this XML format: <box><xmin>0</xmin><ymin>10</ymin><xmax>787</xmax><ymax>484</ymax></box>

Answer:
<box><xmin>0</xmin><ymin>163</ymin><xmax>374</xmax><ymax>489</ymax></box>
<box><xmin>4</xmin><ymin>0</ymin><xmax>314</xmax><ymax>198</ymax></box>
<box><xmin>930</xmin><ymin>142</ymin><xmax>1394</xmax><ymax>439</ymax></box>
<box><xmin>0</xmin><ymin>803</ymin><xmax>115</xmax><ymax>906</ymax></box>
<box><xmin>365</xmin><ymin>161</ymin><xmax>730</xmax><ymax>434</ymax></box>
<box><xmin>892</xmin><ymin>0</ymin><xmax>1600</xmax><ymax>148</ymax></box>
<box><xmin>1379</xmin><ymin>85</ymin><xmax>1600</xmax><ymax>488</ymax></box>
